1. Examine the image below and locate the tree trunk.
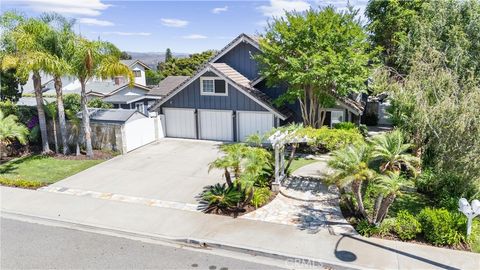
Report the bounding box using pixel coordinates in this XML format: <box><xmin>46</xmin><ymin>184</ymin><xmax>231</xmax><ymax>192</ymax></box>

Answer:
<box><xmin>375</xmin><ymin>193</ymin><xmax>396</xmax><ymax>224</ymax></box>
<box><xmin>372</xmin><ymin>194</ymin><xmax>384</xmax><ymax>223</ymax></box>
<box><xmin>52</xmin><ymin>118</ymin><xmax>58</xmax><ymax>153</ymax></box>
<box><xmin>54</xmin><ymin>76</ymin><xmax>69</xmax><ymax>155</ymax></box>
<box><xmin>284</xmin><ymin>143</ymin><xmax>298</xmax><ymax>173</ymax></box>
<box><xmin>76</xmin><ymin>143</ymin><xmax>80</xmax><ymax>156</ymax></box>
<box><xmin>351</xmin><ymin>180</ymin><xmax>369</xmax><ymax>220</ymax></box>
<box><xmin>224</xmin><ymin>168</ymin><xmax>233</xmax><ymax>188</ymax></box>
<box><xmin>80</xmin><ymin>79</ymin><xmax>94</xmax><ymax>158</ymax></box>
<box><xmin>32</xmin><ymin>72</ymin><xmax>51</xmax><ymax>154</ymax></box>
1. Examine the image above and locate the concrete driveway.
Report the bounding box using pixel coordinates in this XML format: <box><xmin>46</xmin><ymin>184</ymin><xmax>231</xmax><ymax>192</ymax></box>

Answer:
<box><xmin>51</xmin><ymin>139</ymin><xmax>223</xmax><ymax>204</ymax></box>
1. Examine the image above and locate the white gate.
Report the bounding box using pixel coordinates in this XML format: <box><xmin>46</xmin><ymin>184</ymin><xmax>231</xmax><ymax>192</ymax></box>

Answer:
<box><xmin>237</xmin><ymin>111</ymin><xmax>274</xmax><ymax>141</ymax></box>
<box><xmin>124</xmin><ymin>117</ymin><xmax>156</xmax><ymax>152</ymax></box>
<box><xmin>199</xmin><ymin>110</ymin><xmax>233</xmax><ymax>141</ymax></box>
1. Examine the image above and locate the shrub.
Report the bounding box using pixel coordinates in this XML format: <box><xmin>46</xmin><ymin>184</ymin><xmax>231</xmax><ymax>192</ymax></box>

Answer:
<box><xmin>358</xmin><ymin>124</ymin><xmax>368</xmax><ymax>137</ymax></box>
<box><xmin>394</xmin><ymin>210</ymin><xmax>422</xmax><ymax>240</ymax></box>
<box><xmin>356</xmin><ymin>219</ymin><xmax>377</xmax><ymax>236</ymax></box>
<box><xmin>417</xmin><ymin>208</ymin><xmax>465</xmax><ymax>246</ymax></box>
<box><xmin>0</xmin><ymin>177</ymin><xmax>45</xmax><ymax>189</ymax></box>
<box><xmin>377</xmin><ymin>218</ymin><xmax>395</xmax><ymax>237</ymax></box>
<box><xmin>333</xmin><ymin>122</ymin><xmax>357</xmax><ymax>130</ymax></box>
<box><xmin>296</xmin><ymin>127</ymin><xmax>363</xmax><ymax>152</ymax></box>
<box><xmin>200</xmin><ymin>183</ymin><xmax>244</xmax><ymax>214</ymax></box>
<box><xmin>251</xmin><ymin>187</ymin><xmax>272</xmax><ymax>208</ymax></box>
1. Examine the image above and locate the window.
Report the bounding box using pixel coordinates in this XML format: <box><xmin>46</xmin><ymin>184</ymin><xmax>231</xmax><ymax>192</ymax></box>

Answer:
<box><xmin>135</xmin><ymin>103</ymin><xmax>145</xmax><ymax>114</ymax></box>
<box><xmin>133</xmin><ymin>70</ymin><xmax>142</xmax><ymax>77</ymax></box>
<box><xmin>200</xmin><ymin>77</ymin><xmax>228</xmax><ymax>96</ymax></box>
<box><xmin>330</xmin><ymin>110</ymin><xmax>344</xmax><ymax>127</ymax></box>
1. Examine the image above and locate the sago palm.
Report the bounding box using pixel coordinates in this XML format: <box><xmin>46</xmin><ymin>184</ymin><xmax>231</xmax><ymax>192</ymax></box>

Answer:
<box><xmin>209</xmin><ymin>144</ymin><xmax>247</xmax><ymax>187</ymax></box>
<box><xmin>369</xmin><ymin>129</ymin><xmax>420</xmax><ymax>175</ymax></box>
<box><xmin>68</xmin><ymin>38</ymin><xmax>133</xmax><ymax>158</ymax></box>
<box><xmin>0</xmin><ymin>110</ymin><xmax>29</xmax><ymax>160</ymax></box>
<box><xmin>328</xmin><ymin>143</ymin><xmax>375</xmax><ymax>219</ymax></box>
<box><xmin>372</xmin><ymin>171</ymin><xmax>405</xmax><ymax>224</ymax></box>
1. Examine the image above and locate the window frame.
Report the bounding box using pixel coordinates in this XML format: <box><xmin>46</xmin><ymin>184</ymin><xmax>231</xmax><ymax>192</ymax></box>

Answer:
<box><xmin>133</xmin><ymin>70</ymin><xmax>142</xmax><ymax>77</ymax></box>
<box><xmin>200</xmin><ymin>77</ymin><xmax>228</xmax><ymax>96</ymax></box>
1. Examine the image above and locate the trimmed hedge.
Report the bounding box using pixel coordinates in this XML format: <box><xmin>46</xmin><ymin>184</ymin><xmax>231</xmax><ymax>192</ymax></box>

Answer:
<box><xmin>297</xmin><ymin>127</ymin><xmax>363</xmax><ymax>152</ymax></box>
<box><xmin>417</xmin><ymin>208</ymin><xmax>465</xmax><ymax>246</ymax></box>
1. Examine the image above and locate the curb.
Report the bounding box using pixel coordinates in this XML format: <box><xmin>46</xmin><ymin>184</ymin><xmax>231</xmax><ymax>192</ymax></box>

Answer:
<box><xmin>1</xmin><ymin>210</ymin><xmax>364</xmax><ymax>270</ymax></box>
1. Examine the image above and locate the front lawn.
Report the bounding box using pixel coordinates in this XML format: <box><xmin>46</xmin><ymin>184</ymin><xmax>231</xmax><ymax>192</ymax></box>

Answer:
<box><xmin>288</xmin><ymin>158</ymin><xmax>318</xmax><ymax>173</ymax></box>
<box><xmin>0</xmin><ymin>155</ymin><xmax>104</xmax><ymax>188</ymax></box>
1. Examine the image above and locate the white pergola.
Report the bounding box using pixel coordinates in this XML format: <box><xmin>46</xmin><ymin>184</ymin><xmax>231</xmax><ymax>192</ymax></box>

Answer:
<box><xmin>268</xmin><ymin>129</ymin><xmax>309</xmax><ymax>191</ymax></box>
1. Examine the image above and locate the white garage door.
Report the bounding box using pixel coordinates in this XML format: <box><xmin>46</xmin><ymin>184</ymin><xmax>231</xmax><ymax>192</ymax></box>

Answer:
<box><xmin>124</xmin><ymin>117</ymin><xmax>156</xmax><ymax>152</ymax></box>
<box><xmin>237</xmin><ymin>111</ymin><xmax>274</xmax><ymax>142</ymax></box>
<box><xmin>199</xmin><ymin>110</ymin><xmax>233</xmax><ymax>141</ymax></box>
<box><xmin>163</xmin><ymin>108</ymin><xmax>196</xmax><ymax>139</ymax></box>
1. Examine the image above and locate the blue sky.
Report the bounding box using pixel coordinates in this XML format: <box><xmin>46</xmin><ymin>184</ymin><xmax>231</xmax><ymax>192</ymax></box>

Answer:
<box><xmin>2</xmin><ymin>0</ymin><xmax>368</xmax><ymax>53</ymax></box>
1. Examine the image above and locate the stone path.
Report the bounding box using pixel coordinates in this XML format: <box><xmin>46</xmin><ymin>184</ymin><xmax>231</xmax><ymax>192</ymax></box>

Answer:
<box><xmin>242</xmin><ymin>160</ymin><xmax>356</xmax><ymax>235</ymax></box>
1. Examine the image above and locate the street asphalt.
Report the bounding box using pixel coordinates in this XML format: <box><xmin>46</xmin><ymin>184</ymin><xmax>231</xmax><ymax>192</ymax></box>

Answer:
<box><xmin>0</xmin><ymin>218</ymin><xmax>284</xmax><ymax>270</ymax></box>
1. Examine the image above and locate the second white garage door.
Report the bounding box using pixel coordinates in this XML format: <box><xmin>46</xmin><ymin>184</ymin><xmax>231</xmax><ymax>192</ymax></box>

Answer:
<box><xmin>163</xmin><ymin>108</ymin><xmax>196</xmax><ymax>139</ymax></box>
<box><xmin>237</xmin><ymin>111</ymin><xmax>274</xmax><ymax>141</ymax></box>
<box><xmin>199</xmin><ymin>110</ymin><xmax>233</xmax><ymax>141</ymax></box>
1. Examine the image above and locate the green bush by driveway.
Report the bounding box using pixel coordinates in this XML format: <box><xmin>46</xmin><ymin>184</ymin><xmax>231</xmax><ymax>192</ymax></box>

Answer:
<box><xmin>0</xmin><ymin>155</ymin><xmax>104</xmax><ymax>188</ymax></box>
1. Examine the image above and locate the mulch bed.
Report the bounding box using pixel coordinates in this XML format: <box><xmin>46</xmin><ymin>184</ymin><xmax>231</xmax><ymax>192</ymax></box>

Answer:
<box><xmin>207</xmin><ymin>190</ymin><xmax>279</xmax><ymax>218</ymax></box>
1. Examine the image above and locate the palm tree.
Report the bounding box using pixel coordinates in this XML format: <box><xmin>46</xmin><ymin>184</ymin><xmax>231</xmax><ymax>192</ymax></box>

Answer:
<box><xmin>1</xmin><ymin>18</ymin><xmax>68</xmax><ymax>154</ymax></box>
<box><xmin>372</xmin><ymin>172</ymin><xmax>405</xmax><ymax>224</ymax></box>
<box><xmin>68</xmin><ymin>38</ymin><xmax>133</xmax><ymax>158</ymax></box>
<box><xmin>0</xmin><ymin>110</ymin><xmax>29</xmax><ymax>160</ymax></box>
<box><xmin>209</xmin><ymin>144</ymin><xmax>247</xmax><ymax>188</ymax></box>
<box><xmin>328</xmin><ymin>143</ymin><xmax>375</xmax><ymax>219</ymax></box>
<box><xmin>65</xmin><ymin>109</ymin><xmax>81</xmax><ymax>156</ymax></box>
<box><xmin>40</xmin><ymin>13</ymin><xmax>75</xmax><ymax>155</ymax></box>
<box><xmin>369</xmin><ymin>129</ymin><xmax>420</xmax><ymax>175</ymax></box>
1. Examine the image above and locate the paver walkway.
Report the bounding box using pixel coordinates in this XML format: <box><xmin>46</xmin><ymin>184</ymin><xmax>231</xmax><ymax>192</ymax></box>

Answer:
<box><xmin>242</xmin><ymin>159</ymin><xmax>356</xmax><ymax>235</ymax></box>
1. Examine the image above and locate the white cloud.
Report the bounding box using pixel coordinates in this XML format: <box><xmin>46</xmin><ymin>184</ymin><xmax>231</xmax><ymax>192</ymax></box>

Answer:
<box><xmin>101</xmin><ymin>31</ymin><xmax>151</xmax><ymax>36</ymax></box>
<box><xmin>161</xmin><ymin>18</ymin><xmax>189</xmax><ymax>28</ymax></box>
<box><xmin>258</xmin><ymin>0</ymin><xmax>310</xmax><ymax>17</ymax></box>
<box><xmin>78</xmin><ymin>18</ymin><xmax>113</xmax><ymax>26</ymax></box>
<box><xmin>212</xmin><ymin>6</ymin><xmax>228</xmax><ymax>14</ymax></box>
<box><xmin>7</xmin><ymin>0</ymin><xmax>110</xmax><ymax>16</ymax></box>
<box><xmin>182</xmin><ymin>34</ymin><xmax>207</xmax><ymax>40</ymax></box>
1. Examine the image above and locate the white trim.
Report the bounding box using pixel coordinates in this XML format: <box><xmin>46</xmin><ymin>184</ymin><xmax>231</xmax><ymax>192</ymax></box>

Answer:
<box><xmin>209</xmin><ymin>34</ymin><xmax>260</xmax><ymax>64</ymax></box>
<box><xmin>125</xmin><ymin>95</ymin><xmax>162</xmax><ymax>104</ymax></box>
<box><xmin>200</xmin><ymin>77</ymin><xmax>228</xmax><ymax>96</ymax></box>
<box><xmin>250</xmin><ymin>76</ymin><xmax>264</xmax><ymax>86</ymax></box>
<box><xmin>153</xmin><ymin>65</ymin><xmax>287</xmax><ymax>120</ymax></box>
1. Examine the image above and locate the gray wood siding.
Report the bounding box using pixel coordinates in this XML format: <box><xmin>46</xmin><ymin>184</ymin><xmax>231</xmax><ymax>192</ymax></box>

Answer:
<box><xmin>161</xmin><ymin>77</ymin><xmax>267</xmax><ymax>112</ymax></box>
<box><xmin>256</xmin><ymin>80</ymin><xmax>303</xmax><ymax>123</ymax></box>
<box><xmin>215</xmin><ymin>42</ymin><xmax>260</xmax><ymax>80</ymax></box>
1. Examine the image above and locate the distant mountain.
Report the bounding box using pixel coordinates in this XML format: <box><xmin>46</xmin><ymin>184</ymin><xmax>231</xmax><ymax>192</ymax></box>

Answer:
<box><xmin>126</xmin><ymin>52</ymin><xmax>189</xmax><ymax>70</ymax></box>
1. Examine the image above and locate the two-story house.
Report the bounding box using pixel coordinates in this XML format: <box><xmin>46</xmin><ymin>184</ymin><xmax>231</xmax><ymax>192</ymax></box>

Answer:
<box><xmin>150</xmin><ymin>33</ymin><xmax>364</xmax><ymax>142</ymax></box>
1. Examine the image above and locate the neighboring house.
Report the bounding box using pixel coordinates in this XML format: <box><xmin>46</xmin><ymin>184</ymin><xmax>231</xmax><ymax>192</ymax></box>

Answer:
<box><xmin>150</xmin><ymin>33</ymin><xmax>364</xmax><ymax>142</ymax></box>
<box><xmin>119</xmin><ymin>59</ymin><xmax>149</xmax><ymax>86</ymax></box>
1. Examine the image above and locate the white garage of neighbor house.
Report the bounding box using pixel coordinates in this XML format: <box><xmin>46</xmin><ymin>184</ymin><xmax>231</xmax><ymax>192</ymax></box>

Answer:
<box><xmin>85</xmin><ymin>109</ymin><xmax>162</xmax><ymax>153</ymax></box>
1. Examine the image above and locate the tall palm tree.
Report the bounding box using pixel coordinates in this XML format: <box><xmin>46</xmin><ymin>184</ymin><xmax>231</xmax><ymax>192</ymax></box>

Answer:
<box><xmin>1</xmin><ymin>18</ymin><xmax>68</xmax><ymax>154</ymax></box>
<box><xmin>40</xmin><ymin>13</ymin><xmax>76</xmax><ymax>155</ymax></box>
<box><xmin>44</xmin><ymin>101</ymin><xmax>58</xmax><ymax>153</ymax></box>
<box><xmin>369</xmin><ymin>129</ymin><xmax>420</xmax><ymax>175</ymax></box>
<box><xmin>328</xmin><ymin>143</ymin><xmax>375</xmax><ymax>219</ymax></box>
<box><xmin>0</xmin><ymin>110</ymin><xmax>29</xmax><ymax>160</ymax></box>
<box><xmin>68</xmin><ymin>38</ymin><xmax>133</xmax><ymax>158</ymax></box>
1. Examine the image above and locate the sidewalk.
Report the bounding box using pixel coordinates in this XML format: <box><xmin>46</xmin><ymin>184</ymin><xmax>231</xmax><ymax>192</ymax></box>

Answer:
<box><xmin>1</xmin><ymin>186</ymin><xmax>478</xmax><ymax>270</ymax></box>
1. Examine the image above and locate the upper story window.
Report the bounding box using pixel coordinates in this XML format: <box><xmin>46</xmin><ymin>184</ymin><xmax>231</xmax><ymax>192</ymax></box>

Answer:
<box><xmin>133</xmin><ymin>70</ymin><xmax>142</xmax><ymax>77</ymax></box>
<box><xmin>200</xmin><ymin>77</ymin><xmax>227</xmax><ymax>96</ymax></box>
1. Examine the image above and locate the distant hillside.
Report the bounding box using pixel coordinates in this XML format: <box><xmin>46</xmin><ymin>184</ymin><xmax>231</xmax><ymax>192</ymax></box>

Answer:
<box><xmin>126</xmin><ymin>52</ymin><xmax>189</xmax><ymax>69</ymax></box>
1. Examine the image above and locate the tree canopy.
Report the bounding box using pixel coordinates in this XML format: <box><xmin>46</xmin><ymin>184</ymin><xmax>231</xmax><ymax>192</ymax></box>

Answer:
<box><xmin>256</xmin><ymin>7</ymin><xmax>376</xmax><ymax>127</ymax></box>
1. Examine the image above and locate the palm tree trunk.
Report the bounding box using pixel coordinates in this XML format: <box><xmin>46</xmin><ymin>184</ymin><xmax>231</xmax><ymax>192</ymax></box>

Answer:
<box><xmin>224</xmin><ymin>168</ymin><xmax>233</xmax><ymax>188</ymax></box>
<box><xmin>32</xmin><ymin>72</ymin><xmax>51</xmax><ymax>154</ymax></box>
<box><xmin>54</xmin><ymin>76</ymin><xmax>69</xmax><ymax>155</ymax></box>
<box><xmin>52</xmin><ymin>117</ymin><xmax>58</xmax><ymax>153</ymax></box>
<box><xmin>80</xmin><ymin>79</ymin><xmax>94</xmax><ymax>158</ymax></box>
<box><xmin>351</xmin><ymin>180</ymin><xmax>369</xmax><ymax>220</ymax></box>
<box><xmin>76</xmin><ymin>142</ymin><xmax>80</xmax><ymax>156</ymax></box>
<box><xmin>375</xmin><ymin>193</ymin><xmax>396</xmax><ymax>224</ymax></box>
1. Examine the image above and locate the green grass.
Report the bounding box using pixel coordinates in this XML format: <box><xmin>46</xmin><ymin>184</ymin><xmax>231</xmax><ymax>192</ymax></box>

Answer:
<box><xmin>0</xmin><ymin>155</ymin><xmax>104</xmax><ymax>187</ymax></box>
<box><xmin>388</xmin><ymin>191</ymin><xmax>432</xmax><ymax>217</ymax></box>
<box><xmin>288</xmin><ymin>157</ymin><xmax>318</xmax><ymax>173</ymax></box>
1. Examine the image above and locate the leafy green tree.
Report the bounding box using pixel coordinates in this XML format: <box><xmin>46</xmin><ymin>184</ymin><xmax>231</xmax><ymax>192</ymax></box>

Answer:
<box><xmin>165</xmin><ymin>48</ymin><xmax>173</xmax><ymax>62</ymax></box>
<box><xmin>68</xmin><ymin>37</ymin><xmax>133</xmax><ymax>158</ymax></box>
<box><xmin>158</xmin><ymin>50</ymin><xmax>215</xmax><ymax>77</ymax></box>
<box><xmin>87</xmin><ymin>98</ymin><xmax>113</xmax><ymax>109</ymax></box>
<box><xmin>0</xmin><ymin>69</ymin><xmax>22</xmax><ymax>101</ymax></box>
<box><xmin>365</xmin><ymin>0</ymin><xmax>423</xmax><ymax>71</ymax></box>
<box><xmin>145</xmin><ymin>69</ymin><xmax>163</xmax><ymax>85</ymax></box>
<box><xmin>0</xmin><ymin>109</ymin><xmax>28</xmax><ymax>159</ymax></box>
<box><xmin>120</xmin><ymin>51</ymin><xmax>132</xmax><ymax>60</ymax></box>
<box><xmin>256</xmin><ymin>7</ymin><xmax>375</xmax><ymax>127</ymax></box>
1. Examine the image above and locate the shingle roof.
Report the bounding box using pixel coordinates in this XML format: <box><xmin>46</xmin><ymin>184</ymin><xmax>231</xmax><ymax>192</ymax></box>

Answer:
<box><xmin>209</xmin><ymin>63</ymin><xmax>292</xmax><ymax>119</ymax></box>
<box><xmin>148</xmin><ymin>76</ymin><xmax>189</xmax><ymax>97</ymax></box>
<box><xmin>102</xmin><ymin>94</ymin><xmax>141</xmax><ymax>104</ymax></box>
<box><xmin>120</xmin><ymin>59</ymin><xmax>150</xmax><ymax>70</ymax></box>
<box><xmin>78</xmin><ymin>108</ymin><xmax>145</xmax><ymax>123</ymax></box>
